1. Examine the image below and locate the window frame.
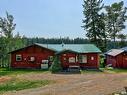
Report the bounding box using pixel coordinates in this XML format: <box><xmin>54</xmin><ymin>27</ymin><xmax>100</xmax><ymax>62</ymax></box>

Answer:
<box><xmin>69</xmin><ymin>57</ymin><xmax>76</xmax><ymax>63</ymax></box>
<box><xmin>16</xmin><ymin>54</ymin><xmax>22</xmax><ymax>62</ymax></box>
<box><xmin>78</xmin><ymin>55</ymin><xmax>87</xmax><ymax>63</ymax></box>
<box><xmin>48</xmin><ymin>56</ymin><xmax>54</xmax><ymax>62</ymax></box>
<box><xmin>91</xmin><ymin>56</ymin><xmax>94</xmax><ymax>60</ymax></box>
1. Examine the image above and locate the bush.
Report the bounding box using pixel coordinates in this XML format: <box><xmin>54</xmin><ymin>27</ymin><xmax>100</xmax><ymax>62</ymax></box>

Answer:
<box><xmin>49</xmin><ymin>55</ymin><xmax>62</xmax><ymax>73</ymax></box>
<box><xmin>100</xmin><ymin>57</ymin><xmax>106</xmax><ymax>68</ymax></box>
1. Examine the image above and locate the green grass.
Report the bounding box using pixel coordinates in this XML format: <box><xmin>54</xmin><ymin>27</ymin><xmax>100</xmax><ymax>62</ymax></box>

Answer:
<box><xmin>81</xmin><ymin>68</ymin><xmax>127</xmax><ymax>74</ymax></box>
<box><xmin>0</xmin><ymin>68</ymin><xmax>53</xmax><ymax>94</ymax></box>
<box><xmin>0</xmin><ymin>78</ymin><xmax>54</xmax><ymax>94</ymax></box>
<box><xmin>100</xmin><ymin>68</ymin><xmax>127</xmax><ymax>73</ymax></box>
<box><xmin>0</xmin><ymin>68</ymin><xmax>49</xmax><ymax>76</ymax></box>
<box><xmin>105</xmin><ymin>68</ymin><xmax>127</xmax><ymax>73</ymax></box>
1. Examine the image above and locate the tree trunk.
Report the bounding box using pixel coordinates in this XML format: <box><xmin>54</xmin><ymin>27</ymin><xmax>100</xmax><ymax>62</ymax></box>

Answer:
<box><xmin>113</xmin><ymin>36</ymin><xmax>116</xmax><ymax>48</ymax></box>
<box><xmin>104</xmin><ymin>37</ymin><xmax>107</xmax><ymax>51</ymax></box>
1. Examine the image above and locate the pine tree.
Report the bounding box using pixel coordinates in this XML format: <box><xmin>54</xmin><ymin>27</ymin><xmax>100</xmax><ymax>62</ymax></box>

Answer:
<box><xmin>117</xmin><ymin>34</ymin><xmax>126</xmax><ymax>48</ymax></box>
<box><xmin>105</xmin><ymin>1</ymin><xmax>127</xmax><ymax>48</ymax></box>
<box><xmin>49</xmin><ymin>56</ymin><xmax>62</xmax><ymax>73</ymax></box>
<box><xmin>82</xmin><ymin>0</ymin><xmax>106</xmax><ymax>51</ymax></box>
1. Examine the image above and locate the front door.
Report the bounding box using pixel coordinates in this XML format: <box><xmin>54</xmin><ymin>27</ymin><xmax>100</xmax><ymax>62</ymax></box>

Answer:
<box><xmin>60</xmin><ymin>53</ymin><xmax>78</xmax><ymax>68</ymax></box>
<box><xmin>61</xmin><ymin>53</ymin><xmax>68</xmax><ymax>68</ymax></box>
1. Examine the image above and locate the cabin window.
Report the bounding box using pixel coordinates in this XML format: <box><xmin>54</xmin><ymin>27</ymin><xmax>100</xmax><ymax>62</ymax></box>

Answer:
<box><xmin>79</xmin><ymin>55</ymin><xmax>87</xmax><ymax>63</ymax></box>
<box><xmin>69</xmin><ymin>57</ymin><xmax>75</xmax><ymax>63</ymax></box>
<box><xmin>91</xmin><ymin>56</ymin><xmax>94</xmax><ymax>60</ymax></box>
<box><xmin>16</xmin><ymin>55</ymin><xmax>22</xmax><ymax>61</ymax></box>
<box><xmin>48</xmin><ymin>56</ymin><xmax>54</xmax><ymax>61</ymax></box>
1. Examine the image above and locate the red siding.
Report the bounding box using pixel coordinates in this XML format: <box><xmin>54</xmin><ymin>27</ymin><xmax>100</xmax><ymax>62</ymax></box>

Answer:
<box><xmin>11</xmin><ymin>45</ymin><xmax>55</xmax><ymax>69</ymax></box>
<box><xmin>60</xmin><ymin>53</ymin><xmax>99</xmax><ymax>69</ymax></box>
<box><xmin>80</xmin><ymin>53</ymin><xmax>99</xmax><ymax>69</ymax></box>
<box><xmin>106</xmin><ymin>52</ymin><xmax>127</xmax><ymax>68</ymax></box>
<box><xmin>11</xmin><ymin>45</ymin><xmax>100</xmax><ymax>69</ymax></box>
<box><xmin>122</xmin><ymin>54</ymin><xmax>127</xmax><ymax>68</ymax></box>
<box><xmin>116</xmin><ymin>54</ymin><xmax>123</xmax><ymax>68</ymax></box>
<box><xmin>60</xmin><ymin>53</ymin><xmax>79</xmax><ymax>68</ymax></box>
<box><xmin>106</xmin><ymin>56</ymin><xmax>116</xmax><ymax>67</ymax></box>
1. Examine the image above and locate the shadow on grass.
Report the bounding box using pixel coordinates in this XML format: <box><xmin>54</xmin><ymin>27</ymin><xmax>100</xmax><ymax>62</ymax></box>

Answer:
<box><xmin>51</xmin><ymin>68</ymin><xmax>104</xmax><ymax>75</ymax></box>
<box><xmin>81</xmin><ymin>69</ymin><xmax>103</xmax><ymax>74</ymax></box>
<box><xmin>53</xmin><ymin>71</ymin><xmax>81</xmax><ymax>74</ymax></box>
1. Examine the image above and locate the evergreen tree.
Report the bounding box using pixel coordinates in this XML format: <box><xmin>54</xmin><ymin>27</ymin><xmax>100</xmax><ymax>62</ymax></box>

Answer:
<box><xmin>82</xmin><ymin>0</ymin><xmax>106</xmax><ymax>51</ymax></box>
<box><xmin>117</xmin><ymin>34</ymin><xmax>126</xmax><ymax>48</ymax></box>
<box><xmin>49</xmin><ymin>56</ymin><xmax>62</xmax><ymax>73</ymax></box>
<box><xmin>105</xmin><ymin>1</ymin><xmax>127</xmax><ymax>48</ymax></box>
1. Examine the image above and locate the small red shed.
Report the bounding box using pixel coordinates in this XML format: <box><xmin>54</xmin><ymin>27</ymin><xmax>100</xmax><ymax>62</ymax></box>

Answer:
<box><xmin>10</xmin><ymin>43</ymin><xmax>101</xmax><ymax>69</ymax></box>
<box><xmin>105</xmin><ymin>48</ymin><xmax>127</xmax><ymax>68</ymax></box>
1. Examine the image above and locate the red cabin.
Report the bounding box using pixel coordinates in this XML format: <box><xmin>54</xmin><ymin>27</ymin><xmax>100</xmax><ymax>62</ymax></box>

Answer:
<box><xmin>10</xmin><ymin>43</ymin><xmax>101</xmax><ymax>69</ymax></box>
<box><xmin>105</xmin><ymin>48</ymin><xmax>127</xmax><ymax>68</ymax></box>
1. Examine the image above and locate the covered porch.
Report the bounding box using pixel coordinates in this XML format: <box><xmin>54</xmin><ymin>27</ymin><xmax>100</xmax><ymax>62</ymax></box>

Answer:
<box><xmin>56</xmin><ymin>49</ymin><xmax>88</xmax><ymax>69</ymax></box>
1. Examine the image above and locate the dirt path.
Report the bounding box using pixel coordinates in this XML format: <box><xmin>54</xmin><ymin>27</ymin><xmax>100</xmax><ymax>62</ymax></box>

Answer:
<box><xmin>0</xmin><ymin>76</ymin><xmax>11</xmax><ymax>83</ymax></box>
<box><xmin>4</xmin><ymin>73</ymin><xmax>127</xmax><ymax>95</ymax></box>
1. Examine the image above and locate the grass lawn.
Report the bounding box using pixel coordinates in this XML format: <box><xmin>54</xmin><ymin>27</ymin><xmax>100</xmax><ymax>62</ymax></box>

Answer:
<box><xmin>0</xmin><ymin>78</ymin><xmax>54</xmax><ymax>94</ymax></box>
<box><xmin>81</xmin><ymin>68</ymin><xmax>127</xmax><ymax>74</ymax></box>
<box><xmin>107</xmin><ymin>68</ymin><xmax>127</xmax><ymax>73</ymax></box>
<box><xmin>100</xmin><ymin>68</ymin><xmax>127</xmax><ymax>73</ymax></box>
<box><xmin>1</xmin><ymin>67</ymin><xmax>127</xmax><ymax>76</ymax></box>
<box><xmin>0</xmin><ymin>68</ymin><xmax>49</xmax><ymax>76</ymax></box>
<box><xmin>1</xmin><ymin>67</ymin><xmax>127</xmax><ymax>94</ymax></box>
<box><xmin>0</xmin><ymin>68</ymin><xmax>54</xmax><ymax>94</ymax></box>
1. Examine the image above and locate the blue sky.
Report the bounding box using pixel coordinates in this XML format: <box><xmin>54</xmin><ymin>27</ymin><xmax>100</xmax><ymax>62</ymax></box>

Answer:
<box><xmin>0</xmin><ymin>0</ymin><xmax>127</xmax><ymax>38</ymax></box>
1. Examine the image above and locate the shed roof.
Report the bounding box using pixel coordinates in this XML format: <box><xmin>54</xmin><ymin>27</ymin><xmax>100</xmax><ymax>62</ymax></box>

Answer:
<box><xmin>121</xmin><ymin>47</ymin><xmax>127</xmax><ymax>52</ymax></box>
<box><xmin>35</xmin><ymin>43</ymin><xmax>101</xmax><ymax>53</ymax></box>
<box><xmin>105</xmin><ymin>49</ymin><xmax>124</xmax><ymax>56</ymax></box>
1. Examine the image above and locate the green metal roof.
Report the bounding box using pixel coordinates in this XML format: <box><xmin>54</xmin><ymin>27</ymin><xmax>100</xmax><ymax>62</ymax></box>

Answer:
<box><xmin>55</xmin><ymin>49</ymin><xmax>79</xmax><ymax>55</ymax></box>
<box><xmin>35</xmin><ymin>43</ymin><xmax>101</xmax><ymax>53</ymax></box>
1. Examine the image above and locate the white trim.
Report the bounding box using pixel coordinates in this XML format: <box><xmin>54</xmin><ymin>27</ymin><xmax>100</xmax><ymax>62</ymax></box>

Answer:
<box><xmin>16</xmin><ymin>54</ymin><xmax>22</xmax><ymax>61</ymax></box>
<box><xmin>79</xmin><ymin>55</ymin><xmax>87</xmax><ymax>63</ymax></box>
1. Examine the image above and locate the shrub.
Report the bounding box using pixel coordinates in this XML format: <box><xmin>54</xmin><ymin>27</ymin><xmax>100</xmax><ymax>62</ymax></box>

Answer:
<box><xmin>49</xmin><ymin>55</ymin><xmax>62</xmax><ymax>73</ymax></box>
<box><xmin>100</xmin><ymin>57</ymin><xmax>106</xmax><ymax>68</ymax></box>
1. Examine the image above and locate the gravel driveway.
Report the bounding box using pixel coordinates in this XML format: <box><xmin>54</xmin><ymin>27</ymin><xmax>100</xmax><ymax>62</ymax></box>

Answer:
<box><xmin>4</xmin><ymin>72</ymin><xmax>127</xmax><ymax>95</ymax></box>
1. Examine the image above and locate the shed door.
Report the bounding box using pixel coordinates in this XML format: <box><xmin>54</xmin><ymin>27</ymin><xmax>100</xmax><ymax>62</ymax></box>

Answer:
<box><xmin>123</xmin><ymin>55</ymin><xmax>127</xmax><ymax>68</ymax></box>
